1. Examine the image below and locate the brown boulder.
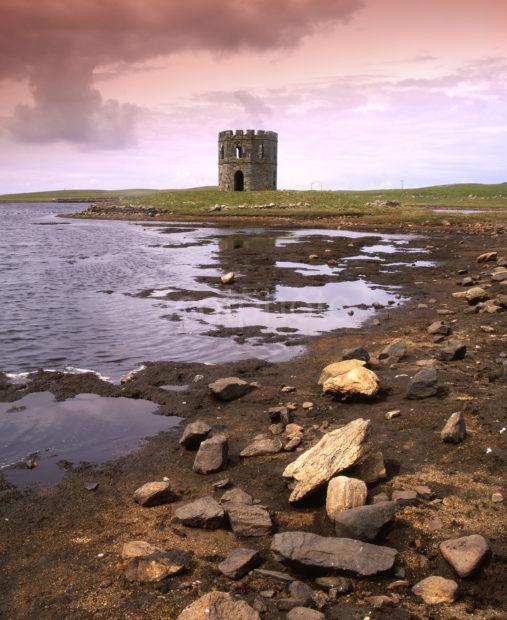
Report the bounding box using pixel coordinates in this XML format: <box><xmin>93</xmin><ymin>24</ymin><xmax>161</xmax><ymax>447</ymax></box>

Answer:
<box><xmin>412</xmin><ymin>575</ymin><xmax>458</xmax><ymax>604</ymax></box>
<box><xmin>133</xmin><ymin>481</ymin><xmax>177</xmax><ymax>507</ymax></box>
<box><xmin>124</xmin><ymin>550</ymin><xmax>190</xmax><ymax>583</ymax></box>
<box><xmin>440</xmin><ymin>534</ymin><xmax>489</xmax><ymax>577</ymax></box>
<box><xmin>209</xmin><ymin>377</ymin><xmax>250</xmax><ymax>401</ymax></box>
<box><xmin>177</xmin><ymin>591</ymin><xmax>260</xmax><ymax>619</ymax></box>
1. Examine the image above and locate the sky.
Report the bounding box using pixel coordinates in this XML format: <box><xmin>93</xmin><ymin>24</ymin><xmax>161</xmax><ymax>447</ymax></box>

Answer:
<box><xmin>0</xmin><ymin>0</ymin><xmax>506</xmax><ymax>193</ymax></box>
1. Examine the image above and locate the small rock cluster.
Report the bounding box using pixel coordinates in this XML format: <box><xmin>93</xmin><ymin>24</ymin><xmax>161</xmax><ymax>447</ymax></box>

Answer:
<box><xmin>120</xmin><ymin>354</ymin><xmax>492</xmax><ymax>616</ymax></box>
<box><xmin>365</xmin><ymin>199</ymin><xmax>401</xmax><ymax>208</ymax></box>
<box><xmin>208</xmin><ymin>202</ymin><xmax>310</xmax><ymax>212</ymax></box>
<box><xmin>451</xmin><ymin>251</ymin><xmax>506</xmax><ymax>316</ymax></box>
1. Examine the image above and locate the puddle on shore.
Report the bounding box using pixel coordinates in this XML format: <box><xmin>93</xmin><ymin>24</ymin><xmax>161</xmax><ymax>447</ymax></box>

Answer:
<box><xmin>0</xmin><ymin>392</ymin><xmax>180</xmax><ymax>488</ymax></box>
<box><xmin>432</xmin><ymin>208</ymin><xmax>483</xmax><ymax>214</ymax></box>
<box><xmin>276</xmin><ymin>261</ymin><xmax>343</xmax><ymax>276</ymax></box>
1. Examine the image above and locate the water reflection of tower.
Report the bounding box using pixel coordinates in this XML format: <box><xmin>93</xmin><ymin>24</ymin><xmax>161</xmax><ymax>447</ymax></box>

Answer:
<box><xmin>217</xmin><ymin>235</ymin><xmax>279</xmax><ymax>299</ymax></box>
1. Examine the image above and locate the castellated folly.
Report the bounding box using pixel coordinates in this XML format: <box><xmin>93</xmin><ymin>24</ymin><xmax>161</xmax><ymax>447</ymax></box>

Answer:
<box><xmin>218</xmin><ymin>130</ymin><xmax>278</xmax><ymax>191</ymax></box>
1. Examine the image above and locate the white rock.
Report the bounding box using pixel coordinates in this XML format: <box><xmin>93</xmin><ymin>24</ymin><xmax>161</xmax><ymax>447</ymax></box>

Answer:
<box><xmin>318</xmin><ymin>359</ymin><xmax>366</xmax><ymax>385</ymax></box>
<box><xmin>322</xmin><ymin>367</ymin><xmax>379</xmax><ymax>399</ymax></box>
<box><xmin>221</xmin><ymin>272</ymin><xmax>235</xmax><ymax>284</ymax></box>
<box><xmin>326</xmin><ymin>476</ymin><xmax>367</xmax><ymax>519</ymax></box>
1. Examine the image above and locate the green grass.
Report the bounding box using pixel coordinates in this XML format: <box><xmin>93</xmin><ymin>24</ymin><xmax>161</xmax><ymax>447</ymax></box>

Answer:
<box><xmin>1</xmin><ymin>183</ymin><xmax>506</xmax><ymax>224</ymax></box>
<box><xmin>124</xmin><ymin>183</ymin><xmax>507</xmax><ymax>223</ymax></box>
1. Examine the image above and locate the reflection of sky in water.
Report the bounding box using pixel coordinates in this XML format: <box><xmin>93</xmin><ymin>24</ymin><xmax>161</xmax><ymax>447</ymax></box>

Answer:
<box><xmin>1</xmin><ymin>204</ymin><xmax>429</xmax><ymax>381</ymax></box>
<box><xmin>276</xmin><ymin>261</ymin><xmax>343</xmax><ymax>276</ymax></box>
<box><xmin>160</xmin><ymin>279</ymin><xmax>403</xmax><ymax>337</ymax></box>
<box><xmin>361</xmin><ymin>244</ymin><xmax>424</xmax><ymax>254</ymax></box>
<box><xmin>384</xmin><ymin>260</ymin><xmax>435</xmax><ymax>268</ymax></box>
<box><xmin>0</xmin><ymin>391</ymin><xmax>180</xmax><ymax>488</ymax></box>
<box><xmin>343</xmin><ymin>255</ymin><xmax>385</xmax><ymax>262</ymax></box>
<box><xmin>432</xmin><ymin>208</ymin><xmax>483</xmax><ymax>214</ymax></box>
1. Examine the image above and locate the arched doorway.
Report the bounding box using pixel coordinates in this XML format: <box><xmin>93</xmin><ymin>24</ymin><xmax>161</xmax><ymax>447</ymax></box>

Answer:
<box><xmin>234</xmin><ymin>170</ymin><xmax>244</xmax><ymax>191</ymax></box>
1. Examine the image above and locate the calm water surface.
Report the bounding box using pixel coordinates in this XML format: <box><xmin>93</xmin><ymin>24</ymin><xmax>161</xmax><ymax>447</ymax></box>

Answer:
<box><xmin>0</xmin><ymin>391</ymin><xmax>180</xmax><ymax>487</ymax></box>
<box><xmin>1</xmin><ymin>202</ymin><xmax>429</xmax><ymax>381</ymax></box>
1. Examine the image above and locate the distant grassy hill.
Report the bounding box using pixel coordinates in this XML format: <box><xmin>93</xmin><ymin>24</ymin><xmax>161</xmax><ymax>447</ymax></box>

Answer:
<box><xmin>0</xmin><ymin>188</ymin><xmax>164</xmax><ymax>202</ymax></box>
<box><xmin>1</xmin><ymin>183</ymin><xmax>506</xmax><ymax>223</ymax></box>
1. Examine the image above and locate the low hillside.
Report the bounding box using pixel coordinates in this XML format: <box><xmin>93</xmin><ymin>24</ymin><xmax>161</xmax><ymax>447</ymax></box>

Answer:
<box><xmin>2</xmin><ymin>183</ymin><xmax>507</xmax><ymax>224</ymax></box>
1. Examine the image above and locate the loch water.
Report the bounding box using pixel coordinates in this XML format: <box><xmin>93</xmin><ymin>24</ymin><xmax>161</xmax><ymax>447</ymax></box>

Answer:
<box><xmin>0</xmin><ymin>201</ymin><xmax>433</xmax><ymax>487</ymax></box>
<box><xmin>0</xmin><ymin>202</ymin><xmax>430</xmax><ymax>381</ymax></box>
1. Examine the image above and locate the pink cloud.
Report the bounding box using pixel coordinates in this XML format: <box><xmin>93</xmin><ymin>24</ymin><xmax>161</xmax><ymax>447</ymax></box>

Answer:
<box><xmin>0</xmin><ymin>0</ymin><xmax>363</xmax><ymax>147</ymax></box>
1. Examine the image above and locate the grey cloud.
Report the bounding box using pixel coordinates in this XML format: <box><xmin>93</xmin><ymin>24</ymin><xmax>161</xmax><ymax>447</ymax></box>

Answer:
<box><xmin>0</xmin><ymin>0</ymin><xmax>363</xmax><ymax>148</ymax></box>
<box><xmin>233</xmin><ymin>90</ymin><xmax>272</xmax><ymax>120</ymax></box>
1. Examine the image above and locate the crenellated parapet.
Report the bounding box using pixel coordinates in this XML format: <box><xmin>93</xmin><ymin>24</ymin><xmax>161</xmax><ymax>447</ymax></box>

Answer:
<box><xmin>219</xmin><ymin>129</ymin><xmax>278</xmax><ymax>140</ymax></box>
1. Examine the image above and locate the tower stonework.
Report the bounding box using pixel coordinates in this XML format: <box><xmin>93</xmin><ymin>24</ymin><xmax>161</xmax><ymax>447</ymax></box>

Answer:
<box><xmin>218</xmin><ymin>130</ymin><xmax>277</xmax><ymax>191</ymax></box>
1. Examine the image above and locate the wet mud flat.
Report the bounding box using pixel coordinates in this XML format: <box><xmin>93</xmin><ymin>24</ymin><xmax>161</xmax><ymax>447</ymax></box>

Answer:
<box><xmin>0</xmin><ymin>226</ymin><xmax>506</xmax><ymax>619</ymax></box>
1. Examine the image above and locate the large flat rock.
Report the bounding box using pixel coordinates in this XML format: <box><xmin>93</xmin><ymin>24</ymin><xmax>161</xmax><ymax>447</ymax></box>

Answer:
<box><xmin>271</xmin><ymin>531</ymin><xmax>397</xmax><ymax>576</ymax></box>
<box><xmin>283</xmin><ymin>418</ymin><xmax>371</xmax><ymax>503</ymax></box>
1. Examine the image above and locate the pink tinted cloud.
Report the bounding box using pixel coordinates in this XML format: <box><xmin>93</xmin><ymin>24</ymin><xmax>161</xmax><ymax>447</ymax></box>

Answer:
<box><xmin>0</xmin><ymin>0</ymin><xmax>363</xmax><ymax>147</ymax></box>
<box><xmin>149</xmin><ymin>56</ymin><xmax>507</xmax><ymax>188</ymax></box>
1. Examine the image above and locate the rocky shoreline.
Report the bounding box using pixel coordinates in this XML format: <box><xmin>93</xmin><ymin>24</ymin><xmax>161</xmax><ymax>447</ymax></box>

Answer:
<box><xmin>65</xmin><ymin>202</ymin><xmax>507</xmax><ymax>234</ymax></box>
<box><xmin>0</xmin><ymin>227</ymin><xmax>506</xmax><ymax>619</ymax></box>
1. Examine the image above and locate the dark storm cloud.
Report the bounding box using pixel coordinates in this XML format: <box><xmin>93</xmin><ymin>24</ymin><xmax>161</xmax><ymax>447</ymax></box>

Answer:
<box><xmin>0</xmin><ymin>0</ymin><xmax>363</xmax><ymax>148</ymax></box>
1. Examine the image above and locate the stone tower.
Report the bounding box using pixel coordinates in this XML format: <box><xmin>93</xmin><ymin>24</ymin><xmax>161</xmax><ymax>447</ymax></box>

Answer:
<box><xmin>218</xmin><ymin>129</ymin><xmax>278</xmax><ymax>191</ymax></box>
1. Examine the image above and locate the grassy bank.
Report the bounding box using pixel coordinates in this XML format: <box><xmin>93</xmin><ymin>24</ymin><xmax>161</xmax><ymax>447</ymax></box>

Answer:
<box><xmin>2</xmin><ymin>183</ymin><xmax>507</xmax><ymax>224</ymax></box>
<box><xmin>125</xmin><ymin>183</ymin><xmax>507</xmax><ymax>224</ymax></box>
